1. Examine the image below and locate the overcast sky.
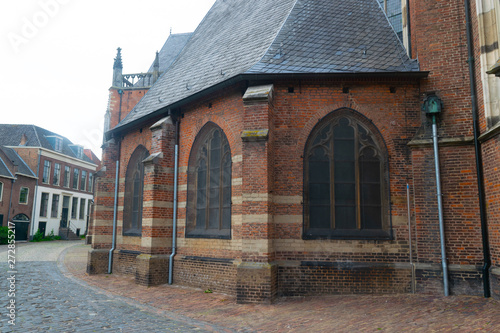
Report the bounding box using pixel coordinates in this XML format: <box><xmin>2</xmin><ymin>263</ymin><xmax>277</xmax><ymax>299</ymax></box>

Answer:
<box><xmin>0</xmin><ymin>0</ymin><xmax>216</xmax><ymax>158</ymax></box>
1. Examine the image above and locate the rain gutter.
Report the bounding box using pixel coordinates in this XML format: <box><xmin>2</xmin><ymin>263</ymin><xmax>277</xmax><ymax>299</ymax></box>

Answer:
<box><xmin>464</xmin><ymin>0</ymin><xmax>491</xmax><ymax>298</ymax></box>
<box><xmin>169</xmin><ymin>116</ymin><xmax>180</xmax><ymax>285</ymax></box>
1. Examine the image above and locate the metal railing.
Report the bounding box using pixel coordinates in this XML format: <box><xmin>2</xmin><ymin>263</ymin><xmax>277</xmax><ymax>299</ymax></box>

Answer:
<box><xmin>122</xmin><ymin>72</ymin><xmax>163</xmax><ymax>88</ymax></box>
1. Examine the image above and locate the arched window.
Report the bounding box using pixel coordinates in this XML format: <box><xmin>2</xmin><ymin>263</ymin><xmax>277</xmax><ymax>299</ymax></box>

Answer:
<box><xmin>304</xmin><ymin>110</ymin><xmax>390</xmax><ymax>239</ymax></box>
<box><xmin>123</xmin><ymin>145</ymin><xmax>149</xmax><ymax>236</ymax></box>
<box><xmin>12</xmin><ymin>214</ymin><xmax>29</xmax><ymax>222</ymax></box>
<box><xmin>186</xmin><ymin>123</ymin><xmax>231</xmax><ymax>238</ymax></box>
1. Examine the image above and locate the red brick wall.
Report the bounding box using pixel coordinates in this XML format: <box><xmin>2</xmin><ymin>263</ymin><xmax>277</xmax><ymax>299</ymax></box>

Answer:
<box><xmin>411</xmin><ymin>146</ymin><xmax>483</xmax><ymax>265</ymax></box>
<box><xmin>37</xmin><ymin>155</ymin><xmax>95</xmax><ymax>194</ymax></box>
<box><xmin>409</xmin><ymin>0</ymin><xmax>489</xmax><ymax>295</ymax></box>
<box><xmin>410</xmin><ymin>0</ymin><xmax>475</xmax><ymax>137</ymax></box>
<box><xmin>95</xmin><ymin>77</ymin><xmax>428</xmax><ymax>295</ymax></box>
<box><xmin>108</xmin><ymin>88</ymin><xmax>149</xmax><ymax>130</ymax></box>
<box><xmin>0</xmin><ymin>175</ymin><xmax>35</xmax><ymax>227</ymax></box>
<box><xmin>483</xmin><ymin>137</ymin><xmax>500</xmax><ymax>267</ymax></box>
<box><xmin>88</xmin><ymin>0</ymin><xmax>500</xmax><ymax>299</ymax></box>
<box><xmin>174</xmin><ymin>257</ymin><xmax>237</xmax><ymax>295</ymax></box>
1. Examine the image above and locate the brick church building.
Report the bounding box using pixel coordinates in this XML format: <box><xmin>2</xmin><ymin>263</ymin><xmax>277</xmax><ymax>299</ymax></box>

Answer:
<box><xmin>88</xmin><ymin>0</ymin><xmax>500</xmax><ymax>302</ymax></box>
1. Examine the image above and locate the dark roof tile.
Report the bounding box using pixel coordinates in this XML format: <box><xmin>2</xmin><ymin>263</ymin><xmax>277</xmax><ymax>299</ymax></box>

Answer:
<box><xmin>0</xmin><ymin>124</ymin><xmax>96</xmax><ymax>165</ymax></box>
<box><xmin>114</xmin><ymin>0</ymin><xmax>419</xmax><ymax>132</ymax></box>
<box><xmin>1</xmin><ymin>147</ymin><xmax>36</xmax><ymax>177</ymax></box>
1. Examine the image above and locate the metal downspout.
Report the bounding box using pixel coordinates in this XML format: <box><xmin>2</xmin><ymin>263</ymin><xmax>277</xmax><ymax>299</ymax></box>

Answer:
<box><xmin>432</xmin><ymin>115</ymin><xmax>449</xmax><ymax>296</ymax></box>
<box><xmin>30</xmin><ymin>149</ymin><xmax>42</xmax><ymax>239</ymax></box>
<box><xmin>108</xmin><ymin>160</ymin><xmax>120</xmax><ymax>274</ymax></box>
<box><xmin>169</xmin><ymin>118</ymin><xmax>180</xmax><ymax>285</ymax></box>
<box><xmin>407</xmin><ymin>183</ymin><xmax>415</xmax><ymax>293</ymax></box>
<box><xmin>7</xmin><ymin>178</ymin><xmax>15</xmax><ymax>222</ymax></box>
<box><xmin>464</xmin><ymin>0</ymin><xmax>491</xmax><ymax>298</ymax></box>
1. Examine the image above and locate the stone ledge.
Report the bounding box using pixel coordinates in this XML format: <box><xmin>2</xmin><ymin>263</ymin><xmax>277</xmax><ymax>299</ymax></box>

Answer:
<box><xmin>242</xmin><ymin>84</ymin><xmax>274</xmax><ymax>104</ymax></box>
<box><xmin>241</xmin><ymin>129</ymin><xmax>269</xmax><ymax>142</ymax></box>
<box><xmin>478</xmin><ymin>122</ymin><xmax>500</xmax><ymax>143</ymax></box>
<box><xmin>408</xmin><ymin>136</ymin><xmax>474</xmax><ymax>148</ymax></box>
<box><xmin>150</xmin><ymin>116</ymin><xmax>173</xmax><ymax>131</ymax></box>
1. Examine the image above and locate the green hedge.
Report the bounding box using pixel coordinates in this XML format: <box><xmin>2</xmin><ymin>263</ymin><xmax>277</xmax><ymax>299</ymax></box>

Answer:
<box><xmin>0</xmin><ymin>226</ymin><xmax>9</xmax><ymax>245</ymax></box>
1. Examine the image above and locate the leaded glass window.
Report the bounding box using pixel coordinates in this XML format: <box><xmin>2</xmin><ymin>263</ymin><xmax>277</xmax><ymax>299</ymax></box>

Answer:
<box><xmin>123</xmin><ymin>145</ymin><xmax>148</xmax><ymax>236</ymax></box>
<box><xmin>19</xmin><ymin>187</ymin><xmax>29</xmax><ymax>204</ymax></box>
<box><xmin>304</xmin><ymin>111</ymin><xmax>390</xmax><ymax>239</ymax></box>
<box><xmin>53</xmin><ymin>163</ymin><xmax>61</xmax><ymax>186</ymax></box>
<box><xmin>186</xmin><ymin>123</ymin><xmax>231</xmax><ymax>238</ymax></box>
<box><xmin>42</xmin><ymin>160</ymin><xmax>51</xmax><ymax>184</ymax></box>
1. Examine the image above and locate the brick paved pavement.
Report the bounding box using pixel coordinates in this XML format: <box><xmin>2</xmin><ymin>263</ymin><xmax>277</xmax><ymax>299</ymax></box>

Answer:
<box><xmin>0</xmin><ymin>241</ymin><xmax>229</xmax><ymax>332</ymax></box>
<box><xmin>2</xmin><ymin>241</ymin><xmax>500</xmax><ymax>332</ymax></box>
<box><xmin>63</xmin><ymin>243</ymin><xmax>500</xmax><ymax>332</ymax></box>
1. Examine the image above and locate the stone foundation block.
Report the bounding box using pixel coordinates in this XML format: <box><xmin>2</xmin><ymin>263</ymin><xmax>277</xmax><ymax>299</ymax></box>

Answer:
<box><xmin>236</xmin><ymin>262</ymin><xmax>277</xmax><ymax>304</ymax></box>
<box><xmin>416</xmin><ymin>267</ymin><xmax>483</xmax><ymax>296</ymax></box>
<box><xmin>491</xmin><ymin>267</ymin><xmax>500</xmax><ymax>300</ymax></box>
<box><xmin>87</xmin><ymin>249</ymin><xmax>109</xmax><ymax>275</ymax></box>
<box><xmin>135</xmin><ymin>254</ymin><xmax>169</xmax><ymax>286</ymax></box>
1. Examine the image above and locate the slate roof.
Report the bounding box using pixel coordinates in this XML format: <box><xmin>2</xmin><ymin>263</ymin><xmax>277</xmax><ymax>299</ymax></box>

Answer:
<box><xmin>149</xmin><ymin>33</ymin><xmax>192</xmax><ymax>73</ymax></box>
<box><xmin>1</xmin><ymin>147</ymin><xmax>36</xmax><ymax>177</ymax></box>
<box><xmin>0</xmin><ymin>146</ymin><xmax>36</xmax><ymax>178</ymax></box>
<box><xmin>0</xmin><ymin>154</ymin><xmax>13</xmax><ymax>178</ymax></box>
<box><xmin>247</xmin><ymin>0</ymin><xmax>417</xmax><ymax>74</ymax></box>
<box><xmin>113</xmin><ymin>0</ymin><xmax>420</xmax><ymax>133</ymax></box>
<box><xmin>135</xmin><ymin>33</ymin><xmax>192</xmax><ymax>86</ymax></box>
<box><xmin>0</xmin><ymin>124</ymin><xmax>96</xmax><ymax>165</ymax></box>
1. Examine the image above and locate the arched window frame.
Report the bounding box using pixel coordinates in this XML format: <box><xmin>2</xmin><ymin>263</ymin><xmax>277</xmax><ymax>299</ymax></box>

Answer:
<box><xmin>303</xmin><ymin>109</ymin><xmax>391</xmax><ymax>240</ymax></box>
<box><xmin>12</xmin><ymin>214</ymin><xmax>30</xmax><ymax>222</ymax></box>
<box><xmin>186</xmin><ymin>123</ymin><xmax>232</xmax><ymax>239</ymax></box>
<box><xmin>123</xmin><ymin>145</ymin><xmax>149</xmax><ymax>236</ymax></box>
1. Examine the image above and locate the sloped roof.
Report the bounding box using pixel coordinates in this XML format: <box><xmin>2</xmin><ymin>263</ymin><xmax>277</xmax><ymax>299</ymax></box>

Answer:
<box><xmin>0</xmin><ymin>146</ymin><xmax>36</xmax><ymax>177</ymax></box>
<box><xmin>84</xmin><ymin>148</ymin><xmax>101</xmax><ymax>166</ymax></box>
<box><xmin>150</xmin><ymin>32</ymin><xmax>192</xmax><ymax>73</ymax></box>
<box><xmin>113</xmin><ymin>0</ymin><xmax>420</xmax><ymax>133</ymax></box>
<box><xmin>0</xmin><ymin>155</ymin><xmax>13</xmax><ymax>178</ymax></box>
<box><xmin>247</xmin><ymin>0</ymin><xmax>417</xmax><ymax>74</ymax></box>
<box><xmin>0</xmin><ymin>146</ymin><xmax>36</xmax><ymax>179</ymax></box>
<box><xmin>0</xmin><ymin>124</ymin><xmax>96</xmax><ymax>165</ymax></box>
<box><xmin>135</xmin><ymin>33</ymin><xmax>192</xmax><ymax>87</ymax></box>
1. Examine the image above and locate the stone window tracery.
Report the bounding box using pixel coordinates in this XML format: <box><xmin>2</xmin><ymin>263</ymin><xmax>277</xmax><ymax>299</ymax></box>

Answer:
<box><xmin>303</xmin><ymin>110</ymin><xmax>390</xmax><ymax>239</ymax></box>
<box><xmin>186</xmin><ymin>123</ymin><xmax>231</xmax><ymax>239</ymax></box>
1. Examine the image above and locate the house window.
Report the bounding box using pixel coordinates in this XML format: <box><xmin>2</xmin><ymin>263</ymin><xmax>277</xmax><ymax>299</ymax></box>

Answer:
<box><xmin>303</xmin><ymin>111</ymin><xmax>390</xmax><ymax>239</ymax></box>
<box><xmin>63</xmin><ymin>166</ymin><xmax>70</xmax><ymax>187</ymax></box>
<box><xmin>40</xmin><ymin>193</ymin><xmax>49</xmax><ymax>217</ymax></box>
<box><xmin>47</xmin><ymin>136</ymin><xmax>63</xmax><ymax>152</ymax></box>
<box><xmin>123</xmin><ymin>145</ymin><xmax>149</xmax><ymax>236</ymax></box>
<box><xmin>80</xmin><ymin>170</ymin><xmax>87</xmax><ymax>191</ymax></box>
<box><xmin>71</xmin><ymin>197</ymin><xmax>78</xmax><ymax>219</ymax></box>
<box><xmin>19</xmin><ymin>187</ymin><xmax>29</xmax><ymax>204</ymax></box>
<box><xmin>73</xmin><ymin>168</ymin><xmax>79</xmax><ymax>189</ymax></box>
<box><xmin>79</xmin><ymin>198</ymin><xmax>85</xmax><ymax>219</ymax></box>
<box><xmin>51</xmin><ymin>194</ymin><xmax>59</xmax><ymax>218</ymax></box>
<box><xmin>42</xmin><ymin>160</ymin><xmax>51</xmax><ymax>184</ymax></box>
<box><xmin>53</xmin><ymin>163</ymin><xmax>61</xmax><ymax>186</ymax></box>
<box><xmin>186</xmin><ymin>123</ymin><xmax>231</xmax><ymax>239</ymax></box>
<box><xmin>55</xmin><ymin>138</ymin><xmax>63</xmax><ymax>152</ymax></box>
<box><xmin>0</xmin><ymin>182</ymin><xmax>3</xmax><ymax>202</ymax></box>
<box><xmin>88</xmin><ymin>173</ymin><xmax>93</xmax><ymax>192</ymax></box>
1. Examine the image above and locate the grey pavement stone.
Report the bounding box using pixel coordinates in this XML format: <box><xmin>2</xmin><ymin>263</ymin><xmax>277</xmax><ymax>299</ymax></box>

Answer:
<box><xmin>0</xmin><ymin>241</ymin><xmax>223</xmax><ymax>332</ymax></box>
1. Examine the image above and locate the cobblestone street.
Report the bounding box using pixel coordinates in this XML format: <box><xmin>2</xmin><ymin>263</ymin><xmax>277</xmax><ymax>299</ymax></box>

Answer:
<box><xmin>0</xmin><ymin>241</ymin><xmax>225</xmax><ymax>332</ymax></box>
<box><xmin>2</xmin><ymin>241</ymin><xmax>500</xmax><ymax>332</ymax></box>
